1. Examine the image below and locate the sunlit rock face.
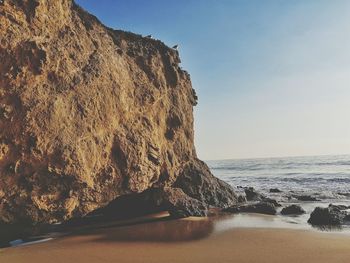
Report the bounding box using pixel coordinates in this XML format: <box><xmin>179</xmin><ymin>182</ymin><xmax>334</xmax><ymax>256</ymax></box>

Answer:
<box><xmin>0</xmin><ymin>0</ymin><xmax>237</xmax><ymax>224</ymax></box>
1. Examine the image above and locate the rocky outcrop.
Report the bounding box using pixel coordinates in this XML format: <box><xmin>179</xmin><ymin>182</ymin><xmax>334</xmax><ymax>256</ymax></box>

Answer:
<box><xmin>0</xmin><ymin>0</ymin><xmax>237</xmax><ymax>224</ymax></box>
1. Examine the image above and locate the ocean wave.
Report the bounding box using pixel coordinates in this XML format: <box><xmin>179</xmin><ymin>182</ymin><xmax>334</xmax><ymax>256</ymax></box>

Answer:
<box><xmin>326</xmin><ymin>178</ymin><xmax>350</xmax><ymax>183</ymax></box>
<box><xmin>210</xmin><ymin>155</ymin><xmax>350</xmax><ymax>202</ymax></box>
<box><xmin>228</xmin><ymin>177</ymin><xmax>350</xmax><ymax>184</ymax></box>
<box><xmin>208</xmin><ymin>157</ymin><xmax>350</xmax><ymax>172</ymax></box>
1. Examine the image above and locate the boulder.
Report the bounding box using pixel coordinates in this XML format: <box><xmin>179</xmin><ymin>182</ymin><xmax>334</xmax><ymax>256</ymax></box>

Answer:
<box><xmin>308</xmin><ymin>207</ymin><xmax>347</xmax><ymax>226</ymax></box>
<box><xmin>0</xmin><ymin>0</ymin><xmax>237</xmax><ymax>224</ymax></box>
<box><xmin>281</xmin><ymin>205</ymin><xmax>305</xmax><ymax>215</ymax></box>
<box><xmin>173</xmin><ymin>159</ymin><xmax>237</xmax><ymax>209</ymax></box>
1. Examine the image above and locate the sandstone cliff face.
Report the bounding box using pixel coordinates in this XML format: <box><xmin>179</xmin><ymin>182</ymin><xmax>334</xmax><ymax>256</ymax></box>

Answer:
<box><xmin>0</xmin><ymin>0</ymin><xmax>237</xmax><ymax>224</ymax></box>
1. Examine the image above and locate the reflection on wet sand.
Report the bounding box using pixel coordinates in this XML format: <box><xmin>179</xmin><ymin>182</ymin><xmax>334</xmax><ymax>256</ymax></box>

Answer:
<box><xmin>0</xmin><ymin>212</ymin><xmax>216</xmax><ymax>248</ymax></box>
<box><xmin>86</xmin><ymin>217</ymin><xmax>215</xmax><ymax>243</ymax></box>
<box><xmin>74</xmin><ymin>211</ymin><xmax>318</xmax><ymax>245</ymax></box>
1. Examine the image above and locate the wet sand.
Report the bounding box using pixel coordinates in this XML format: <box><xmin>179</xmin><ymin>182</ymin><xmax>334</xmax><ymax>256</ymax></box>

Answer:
<box><xmin>1</xmin><ymin>213</ymin><xmax>350</xmax><ymax>263</ymax></box>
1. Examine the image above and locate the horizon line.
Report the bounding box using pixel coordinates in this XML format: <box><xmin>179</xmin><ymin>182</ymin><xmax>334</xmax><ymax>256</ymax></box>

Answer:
<box><xmin>204</xmin><ymin>152</ymin><xmax>350</xmax><ymax>162</ymax></box>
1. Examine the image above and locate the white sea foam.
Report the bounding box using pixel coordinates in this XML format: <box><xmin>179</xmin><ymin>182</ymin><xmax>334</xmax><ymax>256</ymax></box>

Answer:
<box><xmin>208</xmin><ymin>154</ymin><xmax>350</xmax><ymax>202</ymax></box>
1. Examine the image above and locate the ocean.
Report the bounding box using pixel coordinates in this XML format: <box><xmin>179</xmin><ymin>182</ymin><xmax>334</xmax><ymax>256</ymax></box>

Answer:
<box><xmin>208</xmin><ymin>154</ymin><xmax>350</xmax><ymax>203</ymax></box>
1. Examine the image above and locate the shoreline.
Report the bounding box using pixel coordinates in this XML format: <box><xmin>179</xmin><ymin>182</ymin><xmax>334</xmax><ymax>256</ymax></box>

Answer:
<box><xmin>1</xmin><ymin>213</ymin><xmax>350</xmax><ymax>263</ymax></box>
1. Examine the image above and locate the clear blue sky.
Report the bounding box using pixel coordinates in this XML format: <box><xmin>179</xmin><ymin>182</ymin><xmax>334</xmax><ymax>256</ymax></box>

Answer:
<box><xmin>76</xmin><ymin>0</ymin><xmax>350</xmax><ymax>160</ymax></box>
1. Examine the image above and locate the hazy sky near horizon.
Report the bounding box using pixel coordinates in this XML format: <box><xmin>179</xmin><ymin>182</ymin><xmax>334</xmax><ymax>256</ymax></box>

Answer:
<box><xmin>76</xmin><ymin>0</ymin><xmax>350</xmax><ymax>160</ymax></box>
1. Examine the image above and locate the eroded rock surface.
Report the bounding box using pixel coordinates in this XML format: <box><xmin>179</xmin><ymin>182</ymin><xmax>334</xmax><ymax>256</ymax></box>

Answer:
<box><xmin>0</xmin><ymin>0</ymin><xmax>237</xmax><ymax>224</ymax></box>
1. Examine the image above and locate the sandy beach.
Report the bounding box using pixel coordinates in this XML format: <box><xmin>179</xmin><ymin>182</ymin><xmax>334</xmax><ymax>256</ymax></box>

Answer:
<box><xmin>1</xmin><ymin>213</ymin><xmax>350</xmax><ymax>263</ymax></box>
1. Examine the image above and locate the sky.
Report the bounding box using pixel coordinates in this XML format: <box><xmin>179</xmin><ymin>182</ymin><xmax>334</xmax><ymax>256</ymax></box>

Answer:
<box><xmin>76</xmin><ymin>0</ymin><xmax>350</xmax><ymax>160</ymax></box>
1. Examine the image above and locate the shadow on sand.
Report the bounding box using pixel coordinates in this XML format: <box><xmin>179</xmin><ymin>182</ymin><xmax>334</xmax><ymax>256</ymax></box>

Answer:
<box><xmin>0</xmin><ymin>212</ymin><xmax>216</xmax><ymax>248</ymax></box>
<box><xmin>81</xmin><ymin>217</ymin><xmax>215</xmax><ymax>243</ymax></box>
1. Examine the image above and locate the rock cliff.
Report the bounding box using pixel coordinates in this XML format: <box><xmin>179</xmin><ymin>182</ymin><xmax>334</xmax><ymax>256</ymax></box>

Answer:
<box><xmin>0</xmin><ymin>0</ymin><xmax>237</xmax><ymax>224</ymax></box>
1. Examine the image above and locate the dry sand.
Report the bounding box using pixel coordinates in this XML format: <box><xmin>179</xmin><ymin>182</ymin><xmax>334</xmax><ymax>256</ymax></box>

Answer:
<box><xmin>1</xmin><ymin>213</ymin><xmax>350</xmax><ymax>263</ymax></box>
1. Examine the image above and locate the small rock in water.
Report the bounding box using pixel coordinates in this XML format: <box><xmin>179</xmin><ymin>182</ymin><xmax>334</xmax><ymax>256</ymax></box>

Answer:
<box><xmin>293</xmin><ymin>195</ymin><xmax>321</xmax><ymax>202</ymax></box>
<box><xmin>308</xmin><ymin>206</ymin><xmax>347</xmax><ymax>226</ymax></box>
<box><xmin>244</xmin><ymin>187</ymin><xmax>264</xmax><ymax>201</ymax></box>
<box><xmin>269</xmin><ymin>188</ymin><xmax>282</xmax><ymax>193</ymax></box>
<box><xmin>338</xmin><ymin>192</ymin><xmax>350</xmax><ymax>197</ymax></box>
<box><xmin>281</xmin><ymin>205</ymin><xmax>305</xmax><ymax>215</ymax></box>
<box><xmin>328</xmin><ymin>204</ymin><xmax>349</xmax><ymax>211</ymax></box>
<box><xmin>243</xmin><ymin>187</ymin><xmax>280</xmax><ymax>206</ymax></box>
<box><xmin>224</xmin><ymin>202</ymin><xmax>277</xmax><ymax>215</ymax></box>
<box><xmin>263</xmin><ymin>198</ymin><xmax>282</xmax><ymax>207</ymax></box>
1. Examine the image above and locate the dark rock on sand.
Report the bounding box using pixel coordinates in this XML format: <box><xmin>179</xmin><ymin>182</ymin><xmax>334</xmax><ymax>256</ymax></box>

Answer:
<box><xmin>281</xmin><ymin>205</ymin><xmax>305</xmax><ymax>215</ymax></box>
<box><xmin>87</xmin><ymin>187</ymin><xmax>209</xmax><ymax>219</ymax></box>
<box><xmin>269</xmin><ymin>188</ymin><xmax>282</xmax><ymax>193</ymax></box>
<box><xmin>225</xmin><ymin>202</ymin><xmax>277</xmax><ymax>215</ymax></box>
<box><xmin>154</xmin><ymin>187</ymin><xmax>208</xmax><ymax>218</ymax></box>
<box><xmin>308</xmin><ymin>207</ymin><xmax>347</xmax><ymax>226</ymax></box>
<box><xmin>174</xmin><ymin>159</ymin><xmax>238</xmax><ymax>209</ymax></box>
